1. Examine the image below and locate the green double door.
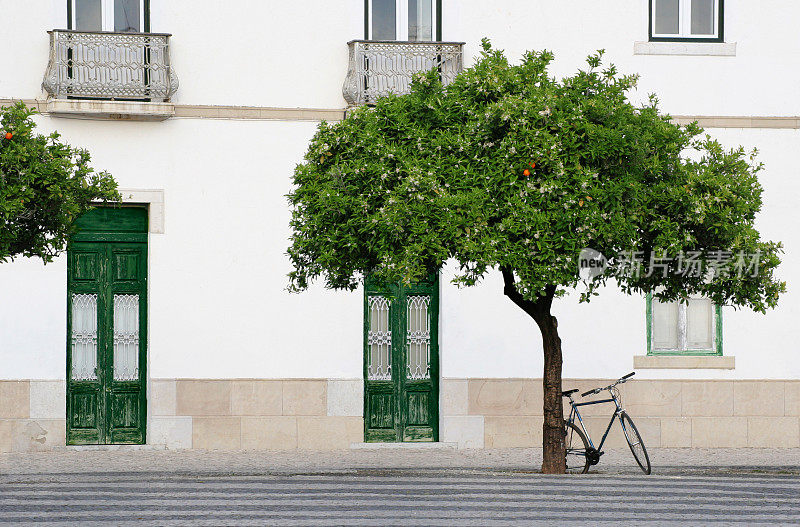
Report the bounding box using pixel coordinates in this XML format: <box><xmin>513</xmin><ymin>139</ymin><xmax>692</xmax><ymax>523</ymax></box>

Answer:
<box><xmin>66</xmin><ymin>208</ymin><xmax>148</xmax><ymax>445</ymax></box>
<box><xmin>364</xmin><ymin>277</ymin><xmax>439</xmax><ymax>442</ymax></box>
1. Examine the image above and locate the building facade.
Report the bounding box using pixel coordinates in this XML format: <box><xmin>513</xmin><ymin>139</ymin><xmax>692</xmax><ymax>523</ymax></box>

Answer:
<box><xmin>1</xmin><ymin>0</ymin><xmax>799</xmax><ymax>452</ymax></box>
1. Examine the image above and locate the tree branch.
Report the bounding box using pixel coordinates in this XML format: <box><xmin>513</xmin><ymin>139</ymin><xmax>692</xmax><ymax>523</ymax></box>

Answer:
<box><xmin>500</xmin><ymin>267</ymin><xmax>556</xmax><ymax>325</ymax></box>
<box><xmin>501</xmin><ymin>266</ymin><xmax>530</xmax><ymax>312</ymax></box>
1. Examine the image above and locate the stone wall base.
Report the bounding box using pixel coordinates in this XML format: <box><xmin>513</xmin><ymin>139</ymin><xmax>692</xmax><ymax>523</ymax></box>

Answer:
<box><xmin>458</xmin><ymin>378</ymin><xmax>800</xmax><ymax>449</ymax></box>
<box><xmin>2</xmin><ymin>378</ymin><xmax>799</xmax><ymax>451</ymax></box>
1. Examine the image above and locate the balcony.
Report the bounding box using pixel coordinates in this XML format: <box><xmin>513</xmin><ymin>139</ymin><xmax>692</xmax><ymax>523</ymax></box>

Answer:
<box><xmin>343</xmin><ymin>40</ymin><xmax>464</xmax><ymax>106</ymax></box>
<box><xmin>42</xmin><ymin>30</ymin><xmax>178</xmax><ymax>117</ymax></box>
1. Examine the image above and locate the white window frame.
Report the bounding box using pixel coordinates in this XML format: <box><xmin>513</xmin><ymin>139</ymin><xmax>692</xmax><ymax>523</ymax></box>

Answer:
<box><xmin>70</xmin><ymin>0</ymin><xmax>145</xmax><ymax>32</ymax></box>
<box><xmin>648</xmin><ymin>294</ymin><xmax>722</xmax><ymax>355</ymax></box>
<box><xmin>368</xmin><ymin>0</ymin><xmax>438</xmax><ymax>41</ymax></box>
<box><xmin>650</xmin><ymin>0</ymin><xmax>721</xmax><ymax>41</ymax></box>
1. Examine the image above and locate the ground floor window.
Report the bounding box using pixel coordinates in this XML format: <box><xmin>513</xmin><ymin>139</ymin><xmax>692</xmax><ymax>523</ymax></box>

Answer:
<box><xmin>647</xmin><ymin>293</ymin><xmax>722</xmax><ymax>355</ymax></box>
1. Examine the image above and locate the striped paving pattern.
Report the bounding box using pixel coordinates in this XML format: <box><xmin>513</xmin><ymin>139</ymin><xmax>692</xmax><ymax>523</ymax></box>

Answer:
<box><xmin>1</xmin><ymin>469</ymin><xmax>799</xmax><ymax>526</ymax></box>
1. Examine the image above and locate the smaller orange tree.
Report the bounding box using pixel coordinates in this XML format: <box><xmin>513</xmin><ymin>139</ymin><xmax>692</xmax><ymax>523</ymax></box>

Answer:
<box><xmin>287</xmin><ymin>41</ymin><xmax>784</xmax><ymax>473</ymax></box>
<box><xmin>0</xmin><ymin>102</ymin><xmax>119</xmax><ymax>262</ymax></box>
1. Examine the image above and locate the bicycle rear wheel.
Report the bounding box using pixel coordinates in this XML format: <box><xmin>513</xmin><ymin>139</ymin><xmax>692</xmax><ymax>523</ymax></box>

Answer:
<box><xmin>619</xmin><ymin>412</ymin><xmax>651</xmax><ymax>474</ymax></box>
<box><xmin>564</xmin><ymin>421</ymin><xmax>589</xmax><ymax>474</ymax></box>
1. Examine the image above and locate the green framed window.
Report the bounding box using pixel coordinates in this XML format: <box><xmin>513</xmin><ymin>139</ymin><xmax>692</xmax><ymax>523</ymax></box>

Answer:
<box><xmin>646</xmin><ymin>293</ymin><xmax>722</xmax><ymax>356</ymax></box>
<box><xmin>649</xmin><ymin>0</ymin><xmax>724</xmax><ymax>43</ymax></box>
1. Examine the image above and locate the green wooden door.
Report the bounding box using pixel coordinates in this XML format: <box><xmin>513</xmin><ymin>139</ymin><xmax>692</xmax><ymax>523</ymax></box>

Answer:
<box><xmin>364</xmin><ymin>277</ymin><xmax>439</xmax><ymax>442</ymax></box>
<box><xmin>66</xmin><ymin>208</ymin><xmax>147</xmax><ymax>445</ymax></box>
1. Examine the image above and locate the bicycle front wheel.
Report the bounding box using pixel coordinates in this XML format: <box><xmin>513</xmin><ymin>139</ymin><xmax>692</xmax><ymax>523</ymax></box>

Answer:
<box><xmin>564</xmin><ymin>421</ymin><xmax>590</xmax><ymax>474</ymax></box>
<box><xmin>619</xmin><ymin>412</ymin><xmax>651</xmax><ymax>474</ymax></box>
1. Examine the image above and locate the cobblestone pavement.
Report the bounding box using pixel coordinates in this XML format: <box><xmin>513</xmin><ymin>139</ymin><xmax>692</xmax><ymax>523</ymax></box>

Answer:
<box><xmin>1</xmin><ymin>449</ymin><xmax>799</xmax><ymax>525</ymax></box>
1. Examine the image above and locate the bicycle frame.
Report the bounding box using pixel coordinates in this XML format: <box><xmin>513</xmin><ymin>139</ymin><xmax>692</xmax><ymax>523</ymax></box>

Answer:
<box><xmin>566</xmin><ymin>390</ymin><xmax>622</xmax><ymax>451</ymax></box>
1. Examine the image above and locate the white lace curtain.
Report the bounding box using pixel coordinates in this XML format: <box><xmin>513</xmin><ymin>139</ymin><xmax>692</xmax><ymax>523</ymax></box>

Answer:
<box><xmin>113</xmin><ymin>294</ymin><xmax>139</xmax><ymax>381</ymax></box>
<box><xmin>71</xmin><ymin>294</ymin><xmax>98</xmax><ymax>380</ymax></box>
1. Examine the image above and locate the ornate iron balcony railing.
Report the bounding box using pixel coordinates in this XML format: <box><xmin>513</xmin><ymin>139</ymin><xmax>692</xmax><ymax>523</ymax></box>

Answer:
<box><xmin>42</xmin><ymin>29</ymin><xmax>178</xmax><ymax>102</ymax></box>
<box><xmin>343</xmin><ymin>40</ymin><xmax>464</xmax><ymax>106</ymax></box>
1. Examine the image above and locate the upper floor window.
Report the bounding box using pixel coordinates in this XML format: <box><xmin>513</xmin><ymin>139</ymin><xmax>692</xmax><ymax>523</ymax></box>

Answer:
<box><xmin>69</xmin><ymin>0</ymin><xmax>148</xmax><ymax>32</ymax></box>
<box><xmin>649</xmin><ymin>0</ymin><xmax>723</xmax><ymax>42</ymax></box>
<box><xmin>648</xmin><ymin>294</ymin><xmax>722</xmax><ymax>355</ymax></box>
<box><xmin>367</xmin><ymin>0</ymin><xmax>440</xmax><ymax>41</ymax></box>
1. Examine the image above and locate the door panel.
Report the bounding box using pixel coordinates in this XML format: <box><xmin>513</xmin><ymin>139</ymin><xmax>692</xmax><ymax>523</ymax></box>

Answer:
<box><xmin>366</xmin><ymin>390</ymin><xmax>396</xmax><ymax>442</ymax></box>
<box><xmin>72</xmin><ymin>253</ymin><xmax>101</xmax><ymax>281</ymax></box>
<box><xmin>107</xmin><ymin>243</ymin><xmax>147</xmax><ymax>444</ymax></box>
<box><xmin>364</xmin><ymin>277</ymin><xmax>438</xmax><ymax>442</ymax></box>
<box><xmin>405</xmin><ymin>391</ymin><xmax>429</xmax><ymax>425</ymax></box>
<box><xmin>108</xmin><ymin>389</ymin><xmax>142</xmax><ymax>443</ymax></box>
<box><xmin>67</xmin><ymin>219</ymin><xmax>147</xmax><ymax>445</ymax></box>
<box><xmin>67</xmin><ymin>245</ymin><xmax>105</xmax><ymax>444</ymax></box>
<box><xmin>68</xmin><ymin>389</ymin><xmax>101</xmax><ymax>445</ymax></box>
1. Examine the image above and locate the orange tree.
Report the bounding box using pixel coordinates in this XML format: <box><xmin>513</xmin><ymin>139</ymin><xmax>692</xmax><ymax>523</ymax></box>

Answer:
<box><xmin>287</xmin><ymin>41</ymin><xmax>784</xmax><ymax>473</ymax></box>
<box><xmin>0</xmin><ymin>102</ymin><xmax>118</xmax><ymax>262</ymax></box>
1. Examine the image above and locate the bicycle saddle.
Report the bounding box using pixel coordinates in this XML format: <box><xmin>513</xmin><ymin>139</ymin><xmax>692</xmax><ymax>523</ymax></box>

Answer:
<box><xmin>561</xmin><ymin>389</ymin><xmax>579</xmax><ymax>396</ymax></box>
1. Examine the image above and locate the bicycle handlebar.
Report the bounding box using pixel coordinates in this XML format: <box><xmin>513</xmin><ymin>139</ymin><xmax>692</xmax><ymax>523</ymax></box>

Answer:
<box><xmin>580</xmin><ymin>372</ymin><xmax>636</xmax><ymax>398</ymax></box>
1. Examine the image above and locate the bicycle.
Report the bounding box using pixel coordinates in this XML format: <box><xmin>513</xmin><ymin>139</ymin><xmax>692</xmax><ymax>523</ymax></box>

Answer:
<box><xmin>562</xmin><ymin>372</ymin><xmax>651</xmax><ymax>474</ymax></box>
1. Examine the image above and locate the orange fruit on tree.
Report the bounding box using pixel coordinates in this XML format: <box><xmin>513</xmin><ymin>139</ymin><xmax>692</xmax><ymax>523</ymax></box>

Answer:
<box><xmin>4</xmin><ymin>132</ymin><xmax>11</xmax><ymax>140</ymax></box>
<box><xmin>530</xmin><ymin>162</ymin><xmax>536</xmax><ymax>169</ymax></box>
<box><xmin>523</xmin><ymin>169</ymin><xmax>530</xmax><ymax>176</ymax></box>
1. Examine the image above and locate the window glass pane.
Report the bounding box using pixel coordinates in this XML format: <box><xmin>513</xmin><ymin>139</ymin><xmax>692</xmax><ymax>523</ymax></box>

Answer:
<box><xmin>114</xmin><ymin>0</ymin><xmax>140</xmax><ymax>32</ymax></box>
<box><xmin>367</xmin><ymin>296</ymin><xmax>392</xmax><ymax>380</ymax></box>
<box><xmin>687</xmin><ymin>298</ymin><xmax>714</xmax><ymax>349</ymax></box>
<box><xmin>652</xmin><ymin>300</ymin><xmax>679</xmax><ymax>349</ymax></box>
<box><xmin>71</xmin><ymin>293</ymin><xmax>98</xmax><ymax>380</ymax></box>
<box><xmin>75</xmin><ymin>0</ymin><xmax>102</xmax><ymax>31</ymax></box>
<box><xmin>372</xmin><ymin>0</ymin><xmax>396</xmax><ymax>40</ymax></box>
<box><xmin>408</xmin><ymin>0</ymin><xmax>433</xmax><ymax>41</ymax></box>
<box><xmin>654</xmin><ymin>0</ymin><xmax>680</xmax><ymax>34</ymax></box>
<box><xmin>113</xmin><ymin>294</ymin><xmax>140</xmax><ymax>381</ymax></box>
<box><xmin>691</xmin><ymin>0</ymin><xmax>715</xmax><ymax>35</ymax></box>
<box><xmin>406</xmin><ymin>295</ymin><xmax>431</xmax><ymax>380</ymax></box>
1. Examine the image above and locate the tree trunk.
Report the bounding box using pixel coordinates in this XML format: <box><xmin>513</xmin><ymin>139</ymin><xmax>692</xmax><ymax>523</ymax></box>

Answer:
<box><xmin>501</xmin><ymin>268</ymin><xmax>565</xmax><ymax>474</ymax></box>
<box><xmin>537</xmin><ymin>307</ymin><xmax>565</xmax><ymax>474</ymax></box>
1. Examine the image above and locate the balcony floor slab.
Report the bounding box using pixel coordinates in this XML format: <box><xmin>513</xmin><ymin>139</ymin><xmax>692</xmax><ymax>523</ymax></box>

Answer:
<box><xmin>44</xmin><ymin>99</ymin><xmax>175</xmax><ymax>121</ymax></box>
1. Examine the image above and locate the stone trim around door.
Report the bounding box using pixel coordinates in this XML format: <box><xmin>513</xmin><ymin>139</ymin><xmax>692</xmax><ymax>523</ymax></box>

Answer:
<box><xmin>3</xmin><ymin>378</ymin><xmax>799</xmax><ymax>452</ymax></box>
<box><xmin>117</xmin><ymin>189</ymin><xmax>165</xmax><ymax>234</ymax></box>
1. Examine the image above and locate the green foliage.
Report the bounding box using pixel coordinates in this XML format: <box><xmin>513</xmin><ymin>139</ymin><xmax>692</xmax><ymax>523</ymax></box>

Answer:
<box><xmin>288</xmin><ymin>41</ymin><xmax>784</xmax><ymax>313</ymax></box>
<box><xmin>0</xmin><ymin>102</ymin><xmax>119</xmax><ymax>262</ymax></box>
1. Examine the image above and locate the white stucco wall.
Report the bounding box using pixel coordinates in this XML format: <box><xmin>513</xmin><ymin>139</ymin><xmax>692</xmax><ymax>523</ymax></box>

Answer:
<box><xmin>1</xmin><ymin>1</ymin><xmax>798</xmax><ymax>383</ymax></box>
<box><xmin>446</xmin><ymin>0</ymin><xmax>800</xmax><ymax>117</ymax></box>
<box><xmin>3</xmin><ymin>1</ymin><xmax>800</xmax><ymax>113</ymax></box>
<box><xmin>0</xmin><ymin>116</ymin><xmax>364</xmax><ymax>380</ymax></box>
